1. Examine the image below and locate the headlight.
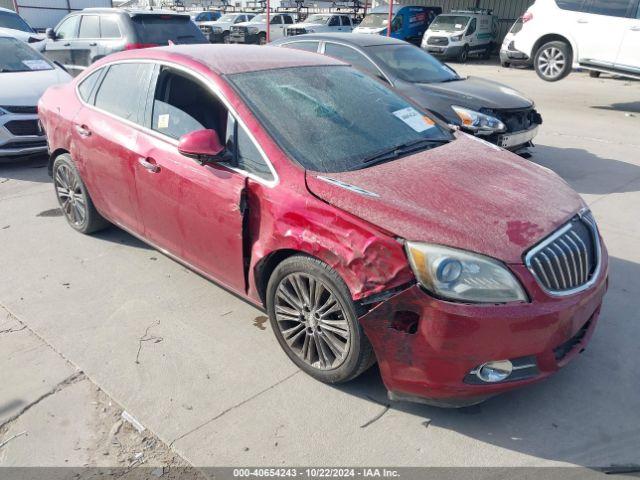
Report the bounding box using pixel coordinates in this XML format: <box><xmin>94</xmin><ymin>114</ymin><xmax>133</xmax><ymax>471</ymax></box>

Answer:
<box><xmin>451</xmin><ymin>34</ymin><xmax>463</xmax><ymax>41</ymax></box>
<box><xmin>248</xmin><ymin>26</ymin><xmax>259</xmax><ymax>34</ymax></box>
<box><xmin>405</xmin><ymin>242</ymin><xmax>527</xmax><ymax>303</ymax></box>
<box><xmin>451</xmin><ymin>105</ymin><xmax>506</xmax><ymax>134</ymax></box>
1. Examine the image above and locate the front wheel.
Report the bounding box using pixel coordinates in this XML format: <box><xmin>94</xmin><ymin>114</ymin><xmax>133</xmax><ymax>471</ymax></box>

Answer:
<box><xmin>258</xmin><ymin>33</ymin><xmax>267</xmax><ymax>45</ymax></box>
<box><xmin>222</xmin><ymin>32</ymin><xmax>230</xmax><ymax>44</ymax></box>
<box><xmin>52</xmin><ymin>153</ymin><xmax>109</xmax><ymax>234</ymax></box>
<box><xmin>589</xmin><ymin>70</ymin><xmax>601</xmax><ymax>78</ymax></box>
<box><xmin>534</xmin><ymin>41</ymin><xmax>572</xmax><ymax>81</ymax></box>
<box><xmin>457</xmin><ymin>45</ymin><xmax>469</xmax><ymax>63</ymax></box>
<box><xmin>266</xmin><ymin>255</ymin><xmax>375</xmax><ymax>384</ymax></box>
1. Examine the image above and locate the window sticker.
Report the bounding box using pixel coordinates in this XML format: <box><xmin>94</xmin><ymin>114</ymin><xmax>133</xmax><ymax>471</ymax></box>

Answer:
<box><xmin>157</xmin><ymin>114</ymin><xmax>170</xmax><ymax>129</ymax></box>
<box><xmin>22</xmin><ymin>60</ymin><xmax>51</xmax><ymax>71</ymax></box>
<box><xmin>392</xmin><ymin>107</ymin><xmax>434</xmax><ymax>132</ymax></box>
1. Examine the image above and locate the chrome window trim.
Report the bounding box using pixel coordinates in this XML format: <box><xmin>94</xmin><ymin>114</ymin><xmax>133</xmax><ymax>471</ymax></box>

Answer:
<box><xmin>74</xmin><ymin>58</ymin><xmax>279</xmax><ymax>188</ymax></box>
<box><xmin>319</xmin><ymin>40</ymin><xmax>393</xmax><ymax>85</ymax></box>
<box><xmin>524</xmin><ymin>209</ymin><xmax>602</xmax><ymax>297</ymax></box>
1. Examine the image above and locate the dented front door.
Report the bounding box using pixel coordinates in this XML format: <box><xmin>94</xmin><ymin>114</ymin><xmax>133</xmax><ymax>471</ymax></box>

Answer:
<box><xmin>134</xmin><ymin>129</ymin><xmax>247</xmax><ymax>293</ymax></box>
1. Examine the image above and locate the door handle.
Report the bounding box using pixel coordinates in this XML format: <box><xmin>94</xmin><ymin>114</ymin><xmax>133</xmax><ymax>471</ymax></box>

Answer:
<box><xmin>89</xmin><ymin>42</ymin><xmax>97</xmax><ymax>46</ymax></box>
<box><xmin>630</xmin><ymin>26</ymin><xmax>640</xmax><ymax>31</ymax></box>
<box><xmin>138</xmin><ymin>157</ymin><xmax>160</xmax><ymax>173</ymax></box>
<box><xmin>577</xmin><ymin>19</ymin><xmax>589</xmax><ymax>24</ymax></box>
<box><xmin>74</xmin><ymin>124</ymin><xmax>91</xmax><ymax>137</ymax></box>
<box><xmin>63</xmin><ymin>42</ymin><xmax>71</xmax><ymax>46</ymax></box>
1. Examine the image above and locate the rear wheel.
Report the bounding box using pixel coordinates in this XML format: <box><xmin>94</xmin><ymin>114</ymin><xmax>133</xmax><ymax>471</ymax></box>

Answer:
<box><xmin>266</xmin><ymin>255</ymin><xmax>375</xmax><ymax>384</ymax></box>
<box><xmin>52</xmin><ymin>153</ymin><xmax>109</xmax><ymax>234</ymax></box>
<box><xmin>534</xmin><ymin>41</ymin><xmax>572</xmax><ymax>81</ymax></box>
<box><xmin>589</xmin><ymin>70</ymin><xmax>601</xmax><ymax>78</ymax></box>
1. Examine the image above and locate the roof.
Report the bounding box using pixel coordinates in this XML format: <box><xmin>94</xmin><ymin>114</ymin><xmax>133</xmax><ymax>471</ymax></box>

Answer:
<box><xmin>0</xmin><ymin>7</ymin><xmax>17</xmax><ymax>13</ymax></box>
<box><xmin>272</xmin><ymin>32</ymin><xmax>407</xmax><ymax>47</ymax></box>
<box><xmin>105</xmin><ymin>44</ymin><xmax>346</xmax><ymax>75</ymax></box>
<box><xmin>81</xmin><ymin>7</ymin><xmax>190</xmax><ymax>17</ymax></box>
<box><xmin>369</xmin><ymin>4</ymin><xmax>439</xmax><ymax>14</ymax></box>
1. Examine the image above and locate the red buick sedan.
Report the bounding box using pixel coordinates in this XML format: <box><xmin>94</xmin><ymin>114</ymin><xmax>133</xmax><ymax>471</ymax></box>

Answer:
<box><xmin>39</xmin><ymin>45</ymin><xmax>608</xmax><ymax>407</ymax></box>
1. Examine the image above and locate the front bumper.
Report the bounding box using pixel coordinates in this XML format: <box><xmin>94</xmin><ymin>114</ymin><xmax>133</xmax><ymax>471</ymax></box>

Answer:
<box><xmin>0</xmin><ymin>112</ymin><xmax>47</xmax><ymax>158</ymax></box>
<box><xmin>500</xmin><ymin>48</ymin><xmax>532</xmax><ymax>66</ymax></box>
<box><xmin>423</xmin><ymin>45</ymin><xmax>463</xmax><ymax>59</ymax></box>
<box><xmin>495</xmin><ymin>125</ymin><xmax>539</xmax><ymax>150</ymax></box>
<box><xmin>359</xmin><ymin>248</ymin><xmax>609</xmax><ymax>407</ymax></box>
<box><xmin>229</xmin><ymin>32</ymin><xmax>260</xmax><ymax>44</ymax></box>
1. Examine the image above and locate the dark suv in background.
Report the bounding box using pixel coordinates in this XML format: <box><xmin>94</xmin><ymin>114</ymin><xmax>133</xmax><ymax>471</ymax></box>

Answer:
<box><xmin>42</xmin><ymin>8</ymin><xmax>208</xmax><ymax>76</ymax></box>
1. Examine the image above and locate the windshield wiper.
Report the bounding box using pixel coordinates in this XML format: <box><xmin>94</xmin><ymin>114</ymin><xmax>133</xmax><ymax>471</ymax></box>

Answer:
<box><xmin>362</xmin><ymin>138</ymin><xmax>449</xmax><ymax>167</ymax></box>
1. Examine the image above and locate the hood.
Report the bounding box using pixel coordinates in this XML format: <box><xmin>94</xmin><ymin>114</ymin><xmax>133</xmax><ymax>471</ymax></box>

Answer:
<box><xmin>412</xmin><ymin>76</ymin><xmax>533</xmax><ymax>112</ymax></box>
<box><xmin>289</xmin><ymin>22</ymin><xmax>325</xmax><ymax>29</ymax></box>
<box><xmin>353</xmin><ymin>26</ymin><xmax>386</xmax><ymax>34</ymax></box>
<box><xmin>0</xmin><ymin>68</ymin><xmax>71</xmax><ymax>106</ymax></box>
<box><xmin>236</xmin><ymin>20</ymin><xmax>263</xmax><ymax>27</ymax></box>
<box><xmin>305</xmin><ymin>134</ymin><xmax>583</xmax><ymax>264</ymax></box>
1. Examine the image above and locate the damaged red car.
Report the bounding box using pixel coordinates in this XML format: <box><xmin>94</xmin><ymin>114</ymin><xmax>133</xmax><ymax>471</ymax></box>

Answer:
<box><xmin>39</xmin><ymin>45</ymin><xmax>608</xmax><ymax>407</ymax></box>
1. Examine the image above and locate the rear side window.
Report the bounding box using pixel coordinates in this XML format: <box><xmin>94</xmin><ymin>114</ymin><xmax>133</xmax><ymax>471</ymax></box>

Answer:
<box><xmin>340</xmin><ymin>16</ymin><xmax>351</xmax><ymax>26</ymax></box>
<box><xmin>132</xmin><ymin>15</ymin><xmax>206</xmax><ymax>44</ymax></box>
<box><xmin>94</xmin><ymin>63</ymin><xmax>153</xmax><ymax>123</ymax></box>
<box><xmin>78</xmin><ymin>69</ymin><xmax>103</xmax><ymax>102</ymax></box>
<box><xmin>284</xmin><ymin>15</ymin><xmax>294</xmax><ymax>24</ymax></box>
<box><xmin>555</xmin><ymin>0</ymin><xmax>588</xmax><ymax>12</ymax></box>
<box><xmin>510</xmin><ymin>18</ymin><xmax>523</xmax><ymax>34</ymax></box>
<box><xmin>101</xmin><ymin>17</ymin><xmax>121</xmax><ymax>38</ymax></box>
<box><xmin>79</xmin><ymin>15</ymin><xmax>100</xmax><ymax>38</ymax></box>
<box><xmin>329</xmin><ymin>16</ymin><xmax>340</xmax><ymax>26</ymax></box>
<box><xmin>282</xmin><ymin>41</ymin><xmax>319</xmax><ymax>52</ymax></box>
<box><xmin>588</xmin><ymin>0</ymin><xmax>635</xmax><ymax>17</ymax></box>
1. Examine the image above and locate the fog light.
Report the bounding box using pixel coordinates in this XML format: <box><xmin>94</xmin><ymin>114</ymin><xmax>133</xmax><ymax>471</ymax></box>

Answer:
<box><xmin>477</xmin><ymin>360</ymin><xmax>513</xmax><ymax>383</ymax></box>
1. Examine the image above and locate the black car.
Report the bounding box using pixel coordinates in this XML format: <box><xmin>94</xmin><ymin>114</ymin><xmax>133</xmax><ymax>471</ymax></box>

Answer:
<box><xmin>42</xmin><ymin>8</ymin><xmax>208</xmax><ymax>77</ymax></box>
<box><xmin>272</xmin><ymin>33</ymin><xmax>542</xmax><ymax>152</ymax></box>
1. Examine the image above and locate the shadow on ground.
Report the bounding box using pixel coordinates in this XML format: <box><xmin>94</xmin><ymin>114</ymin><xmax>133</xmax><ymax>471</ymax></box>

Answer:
<box><xmin>592</xmin><ymin>101</ymin><xmax>640</xmax><ymax>114</ymax></box>
<box><xmin>0</xmin><ymin>155</ymin><xmax>49</xmax><ymax>183</ymax></box>
<box><xmin>531</xmin><ymin>145</ymin><xmax>640</xmax><ymax>195</ymax></box>
<box><xmin>334</xmin><ymin>256</ymin><xmax>640</xmax><ymax>468</ymax></box>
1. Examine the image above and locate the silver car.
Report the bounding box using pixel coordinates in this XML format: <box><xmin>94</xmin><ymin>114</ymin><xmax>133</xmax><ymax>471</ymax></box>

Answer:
<box><xmin>0</xmin><ymin>36</ymin><xmax>71</xmax><ymax>160</ymax></box>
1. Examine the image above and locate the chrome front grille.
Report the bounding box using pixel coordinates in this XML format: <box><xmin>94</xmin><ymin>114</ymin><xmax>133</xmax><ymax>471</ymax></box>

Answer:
<box><xmin>525</xmin><ymin>211</ymin><xmax>600</xmax><ymax>295</ymax></box>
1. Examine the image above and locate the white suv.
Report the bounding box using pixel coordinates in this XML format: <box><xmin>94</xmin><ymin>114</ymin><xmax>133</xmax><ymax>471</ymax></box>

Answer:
<box><xmin>511</xmin><ymin>0</ymin><xmax>640</xmax><ymax>81</ymax></box>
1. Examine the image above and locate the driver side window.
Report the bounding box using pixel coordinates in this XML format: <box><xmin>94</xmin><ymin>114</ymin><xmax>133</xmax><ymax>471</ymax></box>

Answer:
<box><xmin>151</xmin><ymin>67</ymin><xmax>228</xmax><ymax>142</ymax></box>
<box><xmin>467</xmin><ymin>18</ymin><xmax>476</xmax><ymax>36</ymax></box>
<box><xmin>56</xmin><ymin>15</ymin><xmax>80</xmax><ymax>39</ymax></box>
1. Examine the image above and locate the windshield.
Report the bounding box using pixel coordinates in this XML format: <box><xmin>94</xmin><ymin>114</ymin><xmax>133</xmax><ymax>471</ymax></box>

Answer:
<box><xmin>0</xmin><ymin>10</ymin><xmax>34</xmax><ymax>33</ymax></box>
<box><xmin>366</xmin><ymin>44</ymin><xmax>459</xmax><ymax>83</ymax></box>
<box><xmin>252</xmin><ymin>14</ymin><xmax>267</xmax><ymax>23</ymax></box>
<box><xmin>359</xmin><ymin>13</ymin><xmax>390</xmax><ymax>28</ymax></box>
<box><xmin>132</xmin><ymin>15</ymin><xmax>206</xmax><ymax>44</ymax></box>
<box><xmin>430</xmin><ymin>15</ymin><xmax>470</xmax><ymax>32</ymax></box>
<box><xmin>0</xmin><ymin>37</ymin><xmax>53</xmax><ymax>73</ymax></box>
<box><xmin>304</xmin><ymin>14</ymin><xmax>331</xmax><ymax>24</ymax></box>
<box><xmin>229</xmin><ymin>66</ymin><xmax>452</xmax><ymax>173</ymax></box>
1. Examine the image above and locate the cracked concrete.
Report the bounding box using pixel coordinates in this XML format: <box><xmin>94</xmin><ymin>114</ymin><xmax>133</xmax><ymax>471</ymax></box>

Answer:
<box><xmin>0</xmin><ymin>65</ymin><xmax>639</xmax><ymax>468</ymax></box>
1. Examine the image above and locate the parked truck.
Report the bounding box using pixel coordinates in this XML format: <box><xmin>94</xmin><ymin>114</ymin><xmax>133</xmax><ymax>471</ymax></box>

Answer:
<box><xmin>353</xmin><ymin>5</ymin><xmax>441</xmax><ymax>44</ymax></box>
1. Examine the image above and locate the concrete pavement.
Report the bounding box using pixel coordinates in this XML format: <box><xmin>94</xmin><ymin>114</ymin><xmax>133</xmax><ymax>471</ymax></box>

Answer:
<box><xmin>0</xmin><ymin>65</ymin><xmax>639</xmax><ymax>469</ymax></box>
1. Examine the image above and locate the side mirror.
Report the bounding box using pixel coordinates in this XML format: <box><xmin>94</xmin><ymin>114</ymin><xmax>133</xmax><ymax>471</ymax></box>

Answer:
<box><xmin>178</xmin><ymin>129</ymin><xmax>225</xmax><ymax>164</ymax></box>
<box><xmin>46</xmin><ymin>28</ymin><xmax>56</xmax><ymax>40</ymax></box>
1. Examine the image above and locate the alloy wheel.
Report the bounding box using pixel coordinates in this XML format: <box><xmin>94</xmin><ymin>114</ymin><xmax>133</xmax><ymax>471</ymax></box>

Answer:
<box><xmin>274</xmin><ymin>273</ymin><xmax>351</xmax><ymax>371</ymax></box>
<box><xmin>54</xmin><ymin>164</ymin><xmax>86</xmax><ymax>227</ymax></box>
<box><xmin>538</xmin><ymin>47</ymin><xmax>566</xmax><ymax>79</ymax></box>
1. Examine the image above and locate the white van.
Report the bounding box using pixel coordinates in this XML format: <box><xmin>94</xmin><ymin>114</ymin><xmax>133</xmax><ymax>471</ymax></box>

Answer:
<box><xmin>421</xmin><ymin>9</ymin><xmax>497</xmax><ymax>62</ymax></box>
<box><xmin>511</xmin><ymin>0</ymin><xmax>640</xmax><ymax>81</ymax></box>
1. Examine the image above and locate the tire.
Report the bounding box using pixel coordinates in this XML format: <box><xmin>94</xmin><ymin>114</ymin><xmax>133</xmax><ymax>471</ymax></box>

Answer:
<box><xmin>258</xmin><ymin>33</ymin><xmax>267</xmax><ymax>45</ymax></box>
<box><xmin>266</xmin><ymin>255</ymin><xmax>376</xmax><ymax>384</ymax></box>
<box><xmin>222</xmin><ymin>32</ymin><xmax>230</xmax><ymax>44</ymax></box>
<box><xmin>457</xmin><ymin>45</ymin><xmax>469</xmax><ymax>63</ymax></box>
<box><xmin>501</xmin><ymin>61</ymin><xmax>511</xmax><ymax>68</ymax></box>
<box><xmin>534</xmin><ymin>41</ymin><xmax>572</xmax><ymax>82</ymax></box>
<box><xmin>482</xmin><ymin>43</ymin><xmax>492</xmax><ymax>60</ymax></box>
<box><xmin>589</xmin><ymin>70</ymin><xmax>601</xmax><ymax>78</ymax></box>
<box><xmin>52</xmin><ymin>153</ymin><xmax>109</xmax><ymax>234</ymax></box>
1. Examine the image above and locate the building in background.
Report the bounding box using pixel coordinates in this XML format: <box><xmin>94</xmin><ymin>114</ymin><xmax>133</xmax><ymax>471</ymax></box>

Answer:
<box><xmin>0</xmin><ymin>0</ymin><xmax>113</xmax><ymax>30</ymax></box>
